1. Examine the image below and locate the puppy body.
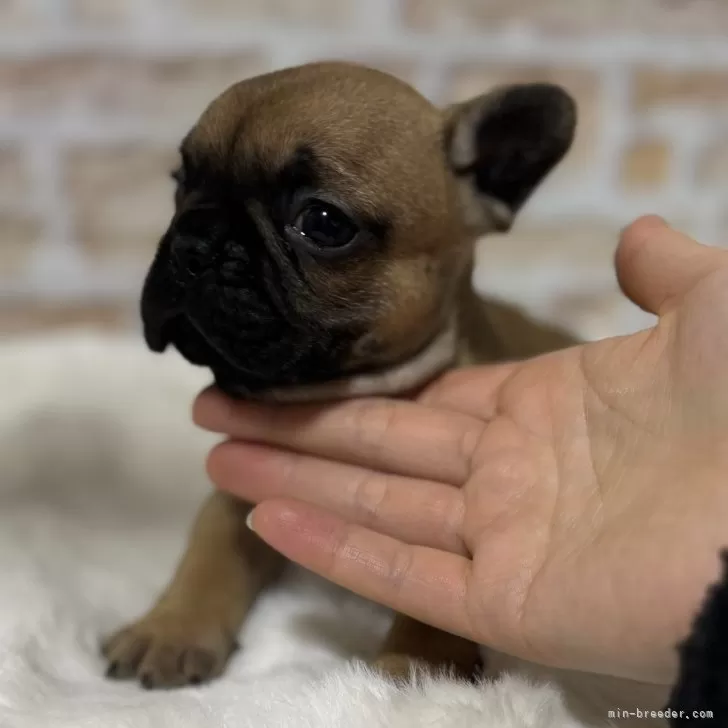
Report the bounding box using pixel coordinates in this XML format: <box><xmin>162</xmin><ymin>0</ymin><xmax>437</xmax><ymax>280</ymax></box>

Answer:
<box><xmin>104</xmin><ymin>62</ymin><xmax>578</xmax><ymax>688</ymax></box>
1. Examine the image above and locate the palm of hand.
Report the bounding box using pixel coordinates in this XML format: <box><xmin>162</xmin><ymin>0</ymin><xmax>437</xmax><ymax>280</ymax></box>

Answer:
<box><xmin>460</xmin><ymin>266</ymin><xmax>728</xmax><ymax>682</ymax></box>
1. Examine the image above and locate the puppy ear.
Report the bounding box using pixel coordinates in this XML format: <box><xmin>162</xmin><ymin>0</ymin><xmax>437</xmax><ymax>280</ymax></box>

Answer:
<box><xmin>444</xmin><ymin>83</ymin><xmax>576</xmax><ymax>233</ymax></box>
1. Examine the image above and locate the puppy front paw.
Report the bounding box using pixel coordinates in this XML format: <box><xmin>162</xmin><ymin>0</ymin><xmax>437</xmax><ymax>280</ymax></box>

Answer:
<box><xmin>102</xmin><ymin>614</ymin><xmax>238</xmax><ymax>689</ymax></box>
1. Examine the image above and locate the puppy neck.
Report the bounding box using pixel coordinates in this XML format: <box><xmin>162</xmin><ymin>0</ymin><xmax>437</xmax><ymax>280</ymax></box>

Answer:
<box><xmin>259</xmin><ymin>321</ymin><xmax>458</xmax><ymax>404</ymax></box>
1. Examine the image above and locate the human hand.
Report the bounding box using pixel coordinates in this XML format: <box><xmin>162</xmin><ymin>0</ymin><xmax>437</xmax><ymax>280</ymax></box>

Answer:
<box><xmin>194</xmin><ymin>216</ymin><xmax>728</xmax><ymax>685</ymax></box>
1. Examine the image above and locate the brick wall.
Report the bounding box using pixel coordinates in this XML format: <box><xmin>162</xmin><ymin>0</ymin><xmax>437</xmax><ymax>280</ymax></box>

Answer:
<box><xmin>2</xmin><ymin>0</ymin><xmax>727</xmax><ymax>341</ymax></box>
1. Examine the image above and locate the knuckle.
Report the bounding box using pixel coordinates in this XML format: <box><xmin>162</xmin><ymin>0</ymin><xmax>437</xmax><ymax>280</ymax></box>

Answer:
<box><xmin>351</xmin><ymin>471</ymin><xmax>388</xmax><ymax>527</ymax></box>
<box><xmin>443</xmin><ymin>496</ymin><xmax>468</xmax><ymax>554</ymax></box>
<box><xmin>326</xmin><ymin>522</ymin><xmax>354</xmax><ymax>579</ymax></box>
<box><xmin>346</xmin><ymin>398</ymin><xmax>398</xmax><ymax>453</ymax></box>
<box><xmin>276</xmin><ymin>447</ymin><xmax>300</xmax><ymax>487</ymax></box>
<box><xmin>387</xmin><ymin>546</ymin><xmax>414</xmax><ymax>598</ymax></box>
<box><xmin>457</xmin><ymin>421</ymin><xmax>487</xmax><ymax>475</ymax></box>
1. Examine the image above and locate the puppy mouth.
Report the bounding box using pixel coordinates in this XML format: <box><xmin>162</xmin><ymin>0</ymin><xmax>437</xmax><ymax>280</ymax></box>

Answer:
<box><xmin>146</xmin><ymin>311</ymin><xmax>252</xmax><ymax>379</ymax></box>
<box><xmin>141</xmin><ymin>265</ymin><xmax>258</xmax><ymax>381</ymax></box>
<box><xmin>148</xmin><ymin>315</ymin><xmax>205</xmax><ymax>359</ymax></box>
<box><xmin>147</xmin><ymin>309</ymin><xmax>455</xmax><ymax>403</ymax></box>
<box><xmin>143</xmin><ymin>311</ymin><xmax>177</xmax><ymax>354</ymax></box>
<box><xmin>143</xmin><ymin>301</ymin><xmax>345</xmax><ymax>398</ymax></box>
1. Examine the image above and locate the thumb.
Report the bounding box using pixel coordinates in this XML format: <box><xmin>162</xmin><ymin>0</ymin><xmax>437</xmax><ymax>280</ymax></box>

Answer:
<box><xmin>615</xmin><ymin>216</ymin><xmax>727</xmax><ymax>316</ymax></box>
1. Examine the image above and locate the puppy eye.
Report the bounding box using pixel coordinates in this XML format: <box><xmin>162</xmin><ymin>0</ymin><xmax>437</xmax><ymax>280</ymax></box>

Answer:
<box><xmin>292</xmin><ymin>202</ymin><xmax>358</xmax><ymax>249</ymax></box>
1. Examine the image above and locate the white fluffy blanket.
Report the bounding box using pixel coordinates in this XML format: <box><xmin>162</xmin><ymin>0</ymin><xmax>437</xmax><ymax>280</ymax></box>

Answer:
<box><xmin>0</xmin><ymin>331</ymin><xmax>671</xmax><ymax>727</ymax></box>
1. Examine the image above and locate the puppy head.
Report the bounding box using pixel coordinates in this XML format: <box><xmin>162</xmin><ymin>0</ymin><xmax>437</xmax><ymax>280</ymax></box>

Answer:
<box><xmin>141</xmin><ymin>62</ymin><xmax>575</xmax><ymax>399</ymax></box>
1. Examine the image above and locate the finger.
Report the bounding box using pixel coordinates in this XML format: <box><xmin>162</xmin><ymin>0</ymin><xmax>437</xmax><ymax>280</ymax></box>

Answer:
<box><xmin>193</xmin><ymin>390</ymin><xmax>485</xmax><ymax>486</ymax></box>
<box><xmin>616</xmin><ymin>215</ymin><xmax>728</xmax><ymax>316</ymax></box>
<box><xmin>418</xmin><ymin>364</ymin><xmax>516</xmax><ymax>420</ymax></box>
<box><xmin>248</xmin><ymin>499</ymin><xmax>475</xmax><ymax>641</ymax></box>
<box><xmin>207</xmin><ymin>441</ymin><xmax>466</xmax><ymax>554</ymax></box>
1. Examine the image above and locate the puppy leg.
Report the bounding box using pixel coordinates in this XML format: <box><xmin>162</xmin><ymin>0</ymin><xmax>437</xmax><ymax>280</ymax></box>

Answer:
<box><xmin>103</xmin><ymin>491</ymin><xmax>283</xmax><ymax>689</ymax></box>
<box><xmin>373</xmin><ymin>613</ymin><xmax>483</xmax><ymax>683</ymax></box>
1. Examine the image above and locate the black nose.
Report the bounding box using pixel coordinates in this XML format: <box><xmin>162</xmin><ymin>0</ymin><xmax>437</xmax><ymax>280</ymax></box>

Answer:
<box><xmin>170</xmin><ymin>206</ymin><xmax>221</xmax><ymax>281</ymax></box>
<box><xmin>171</xmin><ymin>233</ymin><xmax>208</xmax><ymax>280</ymax></box>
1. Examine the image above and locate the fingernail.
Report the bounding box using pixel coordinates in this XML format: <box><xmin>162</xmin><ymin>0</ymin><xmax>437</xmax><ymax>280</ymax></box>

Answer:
<box><xmin>246</xmin><ymin>510</ymin><xmax>256</xmax><ymax>532</ymax></box>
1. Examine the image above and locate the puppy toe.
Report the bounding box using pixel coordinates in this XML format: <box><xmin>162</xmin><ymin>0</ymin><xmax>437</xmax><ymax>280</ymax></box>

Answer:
<box><xmin>138</xmin><ymin>644</ymin><xmax>190</xmax><ymax>690</ymax></box>
<box><xmin>103</xmin><ymin>629</ymin><xmax>151</xmax><ymax>681</ymax></box>
<box><xmin>181</xmin><ymin>646</ymin><xmax>222</xmax><ymax>685</ymax></box>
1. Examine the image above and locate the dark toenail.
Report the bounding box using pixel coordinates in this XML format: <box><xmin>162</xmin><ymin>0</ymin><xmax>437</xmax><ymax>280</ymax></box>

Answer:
<box><xmin>106</xmin><ymin>661</ymin><xmax>119</xmax><ymax>678</ymax></box>
<box><xmin>189</xmin><ymin>674</ymin><xmax>202</xmax><ymax>685</ymax></box>
<box><xmin>140</xmin><ymin>674</ymin><xmax>154</xmax><ymax>689</ymax></box>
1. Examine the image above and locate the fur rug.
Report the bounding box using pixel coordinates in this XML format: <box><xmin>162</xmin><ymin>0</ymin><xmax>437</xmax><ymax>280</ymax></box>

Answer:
<box><xmin>0</xmin><ymin>331</ymin><xmax>685</xmax><ymax>727</ymax></box>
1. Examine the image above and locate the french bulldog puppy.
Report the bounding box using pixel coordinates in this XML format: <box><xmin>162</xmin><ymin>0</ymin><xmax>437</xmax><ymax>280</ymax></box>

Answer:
<box><xmin>103</xmin><ymin>61</ymin><xmax>578</xmax><ymax>689</ymax></box>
